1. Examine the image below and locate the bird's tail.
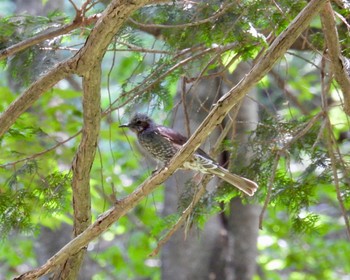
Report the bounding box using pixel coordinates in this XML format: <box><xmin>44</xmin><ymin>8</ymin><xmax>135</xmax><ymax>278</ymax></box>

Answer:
<box><xmin>191</xmin><ymin>153</ymin><xmax>258</xmax><ymax>196</ymax></box>
<box><xmin>210</xmin><ymin>166</ymin><xmax>258</xmax><ymax>196</ymax></box>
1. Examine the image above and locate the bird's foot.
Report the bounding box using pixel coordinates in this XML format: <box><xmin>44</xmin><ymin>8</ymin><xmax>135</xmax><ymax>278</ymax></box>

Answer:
<box><xmin>151</xmin><ymin>169</ymin><xmax>159</xmax><ymax>175</ymax></box>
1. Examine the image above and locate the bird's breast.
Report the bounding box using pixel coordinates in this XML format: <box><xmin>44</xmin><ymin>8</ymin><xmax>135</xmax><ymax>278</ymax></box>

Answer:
<box><xmin>138</xmin><ymin>129</ymin><xmax>177</xmax><ymax>162</ymax></box>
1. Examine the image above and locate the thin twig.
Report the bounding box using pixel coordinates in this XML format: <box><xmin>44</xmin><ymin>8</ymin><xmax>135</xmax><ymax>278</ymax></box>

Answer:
<box><xmin>129</xmin><ymin>3</ymin><xmax>233</xmax><ymax>29</ymax></box>
<box><xmin>211</xmin><ymin>103</ymin><xmax>242</xmax><ymax>158</ymax></box>
<box><xmin>0</xmin><ymin>130</ymin><xmax>81</xmax><ymax>168</ymax></box>
<box><xmin>269</xmin><ymin>69</ymin><xmax>309</xmax><ymax>115</ymax></box>
<box><xmin>0</xmin><ymin>14</ymin><xmax>100</xmax><ymax>60</ymax></box>
<box><xmin>259</xmin><ymin>153</ymin><xmax>280</xmax><ymax>229</ymax></box>
<box><xmin>149</xmin><ymin>177</ymin><xmax>209</xmax><ymax>257</ymax></box>
<box><xmin>181</xmin><ymin>77</ymin><xmax>191</xmax><ymax>137</ymax></box>
<box><xmin>103</xmin><ymin>43</ymin><xmax>237</xmax><ymax>115</ymax></box>
<box><xmin>281</xmin><ymin>113</ymin><xmax>323</xmax><ymax>151</ymax></box>
<box><xmin>334</xmin><ymin>11</ymin><xmax>350</xmax><ymax>32</ymax></box>
<box><xmin>320</xmin><ymin>50</ymin><xmax>350</xmax><ymax>239</ymax></box>
<box><xmin>111</xmin><ymin>40</ymin><xmax>171</xmax><ymax>54</ymax></box>
<box><xmin>107</xmin><ymin>38</ymin><xmax>118</xmax><ymax>166</ymax></box>
<box><xmin>68</xmin><ymin>0</ymin><xmax>80</xmax><ymax>12</ymax></box>
<box><xmin>259</xmin><ymin>112</ymin><xmax>323</xmax><ymax>228</ymax></box>
<box><xmin>324</xmin><ymin>117</ymin><xmax>350</xmax><ymax>239</ymax></box>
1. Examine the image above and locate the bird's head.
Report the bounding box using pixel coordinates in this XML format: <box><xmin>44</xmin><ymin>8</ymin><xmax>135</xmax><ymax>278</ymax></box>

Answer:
<box><xmin>119</xmin><ymin>113</ymin><xmax>154</xmax><ymax>133</ymax></box>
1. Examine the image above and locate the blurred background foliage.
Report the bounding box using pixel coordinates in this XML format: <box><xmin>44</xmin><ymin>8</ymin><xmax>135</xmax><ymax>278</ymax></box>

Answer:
<box><xmin>0</xmin><ymin>0</ymin><xmax>349</xmax><ymax>279</ymax></box>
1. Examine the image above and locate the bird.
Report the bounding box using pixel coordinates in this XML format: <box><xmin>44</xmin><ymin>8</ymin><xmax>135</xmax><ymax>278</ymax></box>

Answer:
<box><xmin>119</xmin><ymin>113</ymin><xmax>258</xmax><ymax>196</ymax></box>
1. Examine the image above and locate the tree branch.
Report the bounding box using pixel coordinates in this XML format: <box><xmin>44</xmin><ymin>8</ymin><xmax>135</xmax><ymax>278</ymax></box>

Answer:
<box><xmin>104</xmin><ymin>42</ymin><xmax>238</xmax><ymax>114</ymax></box>
<box><xmin>150</xmin><ymin>177</ymin><xmax>209</xmax><ymax>257</ymax></box>
<box><xmin>0</xmin><ymin>60</ymin><xmax>72</xmax><ymax>137</ymax></box>
<box><xmin>128</xmin><ymin>3</ymin><xmax>233</xmax><ymax>29</ymax></box>
<box><xmin>50</xmin><ymin>0</ymin><xmax>158</xmax><ymax>278</ymax></box>
<box><xmin>320</xmin><ymin>2</ymin><xmax>350</xmax><ymax>116</ymax></box>
<box><xmin>168</xmin><ymin>0</ymin><xmax>328</xmax><ymax>174</ymax></box>
<box><xmin>0</xmin><ymin>14</ymin><xmax>100</xmax><ymax>60</ymax></box>
<box><xmin>0</xmin><ymin>130</ymin><xmax>81</xmax><ymax>167</ymax></box>
<box><xmin>71</xmin><ymin>0</ymin><xmax>154</xmax><ymax>75</ymax></box>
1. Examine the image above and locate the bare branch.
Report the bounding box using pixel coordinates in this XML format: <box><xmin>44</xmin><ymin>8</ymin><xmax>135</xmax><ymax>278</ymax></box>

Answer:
<box><xmin>72</xmin><ymin>0</ymin><xmax>156</xmax><ymax>75</ymax></box>
<box><xmin>320</xmin><ymin>60</ymin><xmax>350</xmax><ymax>239</ymax></box>
<box><xmin>324</xmin><ymin>116</ymin><xmax>350</xmax><ymax>239</ymax></box>
<box><xmin>68</xmin><ymin>0</ymin><xmax>80</xmax><ymax>13</ymax></box>
<box><xmin>46</xmin><ymin>0</ymin><xmax>161</xmax><ymax>277</ymax></box>
<box><xmin>259</xmin><ymin>153</ymin><xmax>280</xmax><ymax>230</ymax></box>
<box><xmin>0</xmin><ymin>60</ymin><xmax>72</xmax><ymax>137</ymax></box>
<box><xmin>320</xmin><ymin>2</ymin><xmax>350</xmax><ymax>116</ymax></box>
<box><xmin>112</xmin><ymin>40</ymin><xmax>171</xmax><ymax>54</ymax></box>
<box><xmin>2</xmin><ymin>0</ymin><xmax>163</xmax><ymax>278</ymax></box>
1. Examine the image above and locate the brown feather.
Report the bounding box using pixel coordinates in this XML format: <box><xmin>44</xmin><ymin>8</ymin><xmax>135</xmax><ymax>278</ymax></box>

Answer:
<box><xmin>209</xmin><ymin>166</ymin><xmax>258</xmax><ymax>196</ymax></box>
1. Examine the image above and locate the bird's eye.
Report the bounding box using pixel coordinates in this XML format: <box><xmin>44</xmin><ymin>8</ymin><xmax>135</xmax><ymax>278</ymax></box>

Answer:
<box><xmin>136</xmin><ymin>120</ymin><xmax>142</xmax><ymax>125</ymax></box>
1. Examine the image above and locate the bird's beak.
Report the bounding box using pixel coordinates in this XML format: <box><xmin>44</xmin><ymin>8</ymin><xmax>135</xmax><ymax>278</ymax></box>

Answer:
<box><xmin>119</xmin><ymin>123</ymin><xmax>130</xmax><ymax>128</ymax></box>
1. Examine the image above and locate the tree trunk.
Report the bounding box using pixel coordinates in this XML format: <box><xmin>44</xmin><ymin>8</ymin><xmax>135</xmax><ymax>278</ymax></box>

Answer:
<box><xmin>225</xmin><ymin>65</ymin><xmax>260</xmax><ymax>280</ymax></box>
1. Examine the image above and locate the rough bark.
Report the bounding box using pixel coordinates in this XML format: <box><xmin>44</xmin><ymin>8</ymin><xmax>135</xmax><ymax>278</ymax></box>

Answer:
<box><xmin>227</xmin><ymin>198</ymin><xmax>260</xmax><ymax>280</ymax></box>
<box><xmin>320</xmin><ymin>2</ymin><xmax>350</xmax><ymax>115</ymax></box>
<box><xmin>53</xmin><ymin>64</ymin><xmax>102</xmax><ymax>279</ymax></box>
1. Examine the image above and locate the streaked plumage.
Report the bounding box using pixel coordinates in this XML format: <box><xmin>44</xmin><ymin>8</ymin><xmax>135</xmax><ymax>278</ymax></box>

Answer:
<box><xmin>119</xmin><ymin>113</ymin><xmax>258</xmax><ymax>196</ymax></box>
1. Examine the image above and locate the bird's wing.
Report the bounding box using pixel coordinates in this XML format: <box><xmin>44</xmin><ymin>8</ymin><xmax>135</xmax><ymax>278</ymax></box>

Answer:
<box><xmin>155</xmin><ymin>125</ymin><xmax>188</xmax><ymax>145</ymax></box>
<box><xmin>155</xmin><ymin>125</ymin><xmax>214</xmax><ymax>160</ymax></box>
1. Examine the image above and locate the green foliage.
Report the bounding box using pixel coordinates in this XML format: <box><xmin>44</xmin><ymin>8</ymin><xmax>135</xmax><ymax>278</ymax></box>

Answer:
<box><xmin>250</xmin><ymin>47</ymin><xmax>350</xmax><ymax>278</ymax></box>
<box><xmin>1</xmin><ymin>12</ymin><xmax>70</xmax><ymax>88</ymax></box>
<box><xmin>0</xmin><ymin>237</ymin><xmax>36</xmax><ymax>278</ymax></box>
<box><xmin>0</xmin><ymin>12</ymin><xmax>67</xmax><ymax>48</ymax></box>
<box><xmin>0</xmin><ymin>160</ymin><xmax>71</xmax><ymax>237</ymax></box>
<box><xmin>134</xmin><ymin>1</ymin><xmax>268</xmax><ymax>55</ymax></box>
<box><xmin>258</xmin><ymin>207</ymin><xmax>350</xmax><ymax>279</ymax></box>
